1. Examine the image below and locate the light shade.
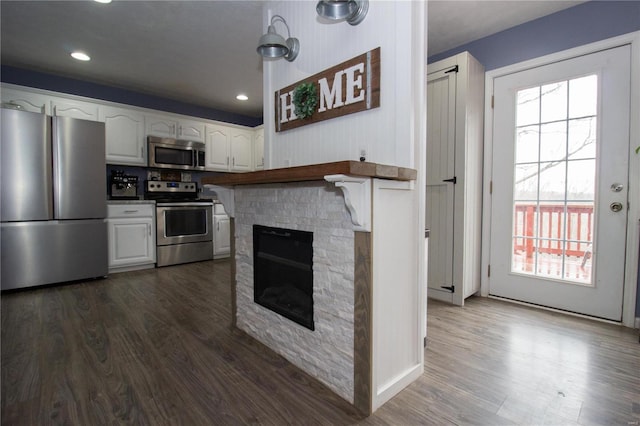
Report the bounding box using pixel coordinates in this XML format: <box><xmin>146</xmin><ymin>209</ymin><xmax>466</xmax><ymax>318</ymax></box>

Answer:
<box><xmin>257</xmin><ymin>25</ymin><xmax>288</xmax><ymax>58</ymax></box>
<box><xmin>257</xmin><ymin>15</ymin><xmax>299</xmax><ymax>62</ymax></box>
<box><xmin>316</xmin><ymin>0</ymin><xmax>368</xmax><ymax>26</ymax></box>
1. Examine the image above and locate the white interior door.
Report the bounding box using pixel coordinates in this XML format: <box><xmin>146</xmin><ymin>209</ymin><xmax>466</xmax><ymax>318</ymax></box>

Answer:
<box><xmin>426</xmin><ymin>67</ymin><xmax>456</xmax><ymax>303</ymax></box>
<box><xmin>489</xmin><ymin>45</ymin><xmax>631</xmax><ymax>321</ymax></box>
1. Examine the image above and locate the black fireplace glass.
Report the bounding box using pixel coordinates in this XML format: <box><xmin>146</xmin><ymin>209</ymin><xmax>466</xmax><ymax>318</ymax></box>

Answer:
<box><xmin>253</xmin><ymin>225</ymin><xmax>314</xmax><ymax>330</ymax></box>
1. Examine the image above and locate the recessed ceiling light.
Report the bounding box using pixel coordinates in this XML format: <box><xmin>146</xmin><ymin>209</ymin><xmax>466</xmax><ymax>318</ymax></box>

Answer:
<box><xmin>71</xmin><ymin>52</ymin><xmax>91</xmax><ymax>61</ymax></box>
<box><xmin>94</xmin><ymin>0</ymin><xmax>112</xmax><ymax>3</ymax></box>
<box><xmin>236</xmin><ymin>94</ymin><xmax>249</xmax><ymax>101</ymax></box>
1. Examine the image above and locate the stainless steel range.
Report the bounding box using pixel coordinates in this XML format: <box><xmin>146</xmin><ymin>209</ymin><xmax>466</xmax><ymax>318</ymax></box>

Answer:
<box><xmin>145</xmin><ymin>180</ymin><xmax>213</xmax><ymax>267</ymax></box>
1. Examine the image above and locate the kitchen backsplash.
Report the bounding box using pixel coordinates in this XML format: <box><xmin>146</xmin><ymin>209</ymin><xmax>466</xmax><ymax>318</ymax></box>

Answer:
<box><xmin>106</xmin><ymin>164</ymin><xmax>221</xmax><ymax>199</ymax></box>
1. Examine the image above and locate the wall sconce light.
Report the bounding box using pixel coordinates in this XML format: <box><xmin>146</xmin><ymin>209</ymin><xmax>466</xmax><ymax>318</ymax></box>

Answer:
<box><xmin>257</xmin><ymin>15</ymin><xmax>299</xmax><ymax>62</ymax></box>
<box><xmin>316</xmin><ymin>0</ymin><xmax>368</xmax><ymax>26</ymax></box>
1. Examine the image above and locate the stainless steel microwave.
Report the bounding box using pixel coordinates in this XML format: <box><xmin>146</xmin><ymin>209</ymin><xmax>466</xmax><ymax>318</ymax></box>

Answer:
<box><xmin>147</xmin><ymin>136</ymin><xmax>206</xmax><ymax>171</ymax></box>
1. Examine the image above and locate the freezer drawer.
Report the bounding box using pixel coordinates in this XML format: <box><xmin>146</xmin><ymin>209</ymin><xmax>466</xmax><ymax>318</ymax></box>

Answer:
<box><xmin>1</xmin><ymin>220</ymin><xmax>108</xmax><ymax>290</ymax></box>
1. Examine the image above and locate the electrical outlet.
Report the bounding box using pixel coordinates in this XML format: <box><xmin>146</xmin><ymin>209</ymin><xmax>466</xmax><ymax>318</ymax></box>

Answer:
<box><xmin>359</xmin><ymin>149</ymin><xmax>367</xmax><ymax>162</ymax></box>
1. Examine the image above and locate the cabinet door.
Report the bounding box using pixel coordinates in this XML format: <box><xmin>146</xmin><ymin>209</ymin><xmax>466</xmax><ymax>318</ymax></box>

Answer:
<box><xmin>178</xmin><ymin>119</ymin><xmax>205</xmax><ymax>143</ymax></box>
<box><xmin>100</xmin><ymin>106</ymin><xmax>146</xmax><ymax>165</ymax></box>
<box><xmin>146</xmin><ymin>114</ymin><xmax>178</xmax><ymax>138</ymax></box>
<box><xmin>230</xmin><ymin>129</ymin><xmax>253</xmax><ymax>172</ymax></box>
<box><xmin>205</xmin><ymin>124</ymin><xmax>231</xmax><ymax>171</ymax></box>
<box><xmin>52</xmin><ymin>99</ymin><xmax>99</xmax><ymax>121</ymax></box>
<box><xmin>108</xmin><ymin>217</ymin><xmax>155</xmax><ymax>269</ymax></box>
<box><xmin>214</xmin><ymin>215</ymin><xmax>231</xmax><ymax>257</ymax></box>
<box><xmin>254</xmin><ymin>128</ymin><xmax>264</xmax><ymax>170</ymax></box>
<box><xmin>1</xmin><ymin>88</ymin><xmax>49</xmax><ymax>114</ymax></box>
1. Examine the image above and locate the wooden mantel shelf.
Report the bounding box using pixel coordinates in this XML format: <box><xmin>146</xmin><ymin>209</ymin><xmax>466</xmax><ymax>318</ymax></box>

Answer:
<box><xmin>201</xmin><ymin>161</ymin><xmax>417</xmax><ymax>186</ymax></box>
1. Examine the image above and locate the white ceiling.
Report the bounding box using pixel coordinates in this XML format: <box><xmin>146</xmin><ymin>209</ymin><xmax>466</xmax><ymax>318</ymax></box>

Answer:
<box><xmin>0</xmin><ymin>1</ymin><xmax>584</xmax><ymax>119</ymax></box>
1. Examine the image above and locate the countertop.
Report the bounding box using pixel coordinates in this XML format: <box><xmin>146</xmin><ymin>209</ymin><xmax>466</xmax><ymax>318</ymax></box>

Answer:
<box><xmin>201</xmin><ymin>161</ymin><xmax>417</xmax><ymax>186</ymax></box>
<box><xmin>107</xmin><ymin>199</ymin><xmax>155</xmax><ymax>205</ymax></box>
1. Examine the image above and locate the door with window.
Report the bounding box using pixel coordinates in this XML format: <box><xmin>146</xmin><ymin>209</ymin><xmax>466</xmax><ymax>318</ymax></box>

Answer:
<box><xmin>489</xmin><ymin>45</ymin><xmax>631</xmax><ymax>321</ymax></box>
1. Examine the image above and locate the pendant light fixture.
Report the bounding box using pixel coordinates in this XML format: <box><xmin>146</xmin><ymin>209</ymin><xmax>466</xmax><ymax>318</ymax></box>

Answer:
<box><xmin>257</xmin><ymin>15</ymin><xmax>299</xmax><ymax>62</ymax></box>
<box><xmin>316</xmin><ymin>0</ymin><xmax>368</xmax><ymax>26</ymax></box>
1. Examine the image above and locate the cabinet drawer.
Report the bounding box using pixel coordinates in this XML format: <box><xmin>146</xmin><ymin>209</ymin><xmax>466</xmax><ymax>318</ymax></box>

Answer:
<box><xmin>108</xmin><ymin>203</ymin><xmax>154</xmax><ymax>218</ymax></box>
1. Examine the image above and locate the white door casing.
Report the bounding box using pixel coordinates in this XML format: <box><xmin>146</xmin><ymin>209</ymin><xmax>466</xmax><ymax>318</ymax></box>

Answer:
<box><xmin>486</xmin><ymin>42</ymin><xmax>635</xmax><ymax>322</ymax></box>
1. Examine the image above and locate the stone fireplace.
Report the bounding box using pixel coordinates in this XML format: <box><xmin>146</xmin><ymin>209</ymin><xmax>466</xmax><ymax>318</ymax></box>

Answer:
<box><xmin>203</xmin><ymin>161</ymin><xmax>423</xmax><ymax>415</ymax></box>
<box><xmin>235</xmin><ymin>182</ymin><xmax>356</xmax><ymax>402</ymax></box>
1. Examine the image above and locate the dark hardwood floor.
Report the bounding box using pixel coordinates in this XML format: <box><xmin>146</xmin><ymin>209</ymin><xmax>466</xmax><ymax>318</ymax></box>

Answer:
<box><xmin>2</xmin><ymin>260</ymin><xmax>639</xmax><ymax>425</ymax></box>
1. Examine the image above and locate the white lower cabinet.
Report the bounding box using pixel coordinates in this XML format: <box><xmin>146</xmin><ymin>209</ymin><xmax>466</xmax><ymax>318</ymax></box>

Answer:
<box><xmin>213</xmin><ymin>203</ymin><xmax>230</xmax><ymax>259</ymax></box>
<box><xmin>108</xmin><ymin>203</ymin><xmax>156</xmax><ymax>272</ymax></box>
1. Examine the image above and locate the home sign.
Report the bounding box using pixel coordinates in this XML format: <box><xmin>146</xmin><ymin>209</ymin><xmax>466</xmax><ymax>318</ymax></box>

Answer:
<box><xmin>275</xmin><ymin>47</ymin><xmax>380</xmax><ymax>132</ymax></box>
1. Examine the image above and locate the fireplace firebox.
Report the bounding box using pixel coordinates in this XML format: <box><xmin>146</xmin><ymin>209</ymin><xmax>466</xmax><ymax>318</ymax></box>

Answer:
<box><xmin>253</xmin><ymin>225</ymin><xmax>314</xmax><ymax>330</ymax></box>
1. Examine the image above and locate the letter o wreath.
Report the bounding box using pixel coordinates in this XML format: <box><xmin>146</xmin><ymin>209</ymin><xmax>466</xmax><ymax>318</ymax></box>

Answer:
<box><xmin>293</xmin><ymin>82</ymin><xmax>318</xmax><ymax>120</ymax></box>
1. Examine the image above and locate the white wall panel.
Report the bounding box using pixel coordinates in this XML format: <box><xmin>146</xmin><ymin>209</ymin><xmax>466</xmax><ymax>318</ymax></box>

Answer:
<box><xmin>263</xmin><ymin>1</ymin><xmax>415</xmax><ymax>169</ymax></box>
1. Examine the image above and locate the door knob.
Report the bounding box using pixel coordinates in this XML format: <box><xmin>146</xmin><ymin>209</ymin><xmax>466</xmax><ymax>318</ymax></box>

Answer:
<box><xmin>610</xmin><ymin>202</ymin><xmax>623</xmax><ymax>212</ymax></box>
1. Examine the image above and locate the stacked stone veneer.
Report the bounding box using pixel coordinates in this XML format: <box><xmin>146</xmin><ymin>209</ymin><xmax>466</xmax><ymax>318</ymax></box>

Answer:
<box><xmin>234</xmin><ymin>181</ymin><xmax>355</xmax><ymax>402</ymax></box>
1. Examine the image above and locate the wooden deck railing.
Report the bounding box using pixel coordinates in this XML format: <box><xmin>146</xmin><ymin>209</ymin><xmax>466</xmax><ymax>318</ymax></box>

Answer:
<box><xmin>513</xmin><ymin>204</ymin><xmax>593</xmax><ymax>258</ymax></box>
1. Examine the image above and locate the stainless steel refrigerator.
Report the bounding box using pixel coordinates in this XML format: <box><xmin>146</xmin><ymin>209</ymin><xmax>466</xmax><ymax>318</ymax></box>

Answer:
<box><xmin>1</xmin><ymin>108</ymin><xmax>108</xmax><ymax>290</ymax></box>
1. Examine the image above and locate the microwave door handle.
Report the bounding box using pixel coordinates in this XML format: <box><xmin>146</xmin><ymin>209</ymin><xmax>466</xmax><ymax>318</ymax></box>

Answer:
<box><xmin>197</xmin><ymin>149</ymin><xmax>204</xmax><ymax>168</ymax></box>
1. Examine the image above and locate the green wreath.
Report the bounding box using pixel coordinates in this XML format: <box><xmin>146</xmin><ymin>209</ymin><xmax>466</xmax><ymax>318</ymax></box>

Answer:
<box><xmin>293</xmin><ymin>82</ymin><xmax>318</xmax><ymax>119</ymax></box>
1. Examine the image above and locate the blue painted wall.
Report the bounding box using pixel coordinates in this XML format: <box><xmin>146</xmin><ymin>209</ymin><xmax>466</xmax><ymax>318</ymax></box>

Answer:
<box><xmin>428</xmin><ymin>0</ymin><xmax>640</xmax><ymax>319</ymax></box>
<box><xmin>1</xmin><ymin>65</ymin><xmax>263</xmax><ymax>127</ymax></box>
<box><xmin>428</xmin><ymin>1</ymin><xmax>640</xmax><ymax>70</ymax></box>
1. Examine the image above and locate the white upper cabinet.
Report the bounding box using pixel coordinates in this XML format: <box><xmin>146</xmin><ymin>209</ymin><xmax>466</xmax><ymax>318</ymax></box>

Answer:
<box><xmin>2</xmin><ymin>84</ymin><xmax>261</xmax><ymax>172</ymax></box>
<box><xmin>51</xmin><ymin>99</ymin><xmax>99</xmax><ymax>121</ymax></box>
<box><xmin>145</xmin><ymin>114</ymin><xmax>178</xmax><ymax>138</ymax></box>
<box><xmin>177</xmin><ymin>119</ymin><xmax>205</xmax><ymax>142</ymax></box>
<box><xmin>205</xmin><ymin>124</ymin><xmax>253</xmax><ymax>172</ymax></box>
<box><xmin>205</xmin><ymin>124</ymin><xmax>231</xmax><ymax>171</ymax></box>
<box><xmin>230</xmin><ymin>129</ymin><xmax>253</xmax><ymax>172</ymax></box>
<box><xmin>100</xmin><ymin>106</ymin><xmax>146</xmax><ymax>166</ymax></box>
<box><xmin>1</xmin><ymin>88</ymin><xmax>49</xmax><ymax>114</ymax></box>
<box><xmin>254</xmin><ymin>127</ymin><xmax>264</xmax><ymax>170</ymax></box>
<box><xmin>145</xmin><ymin>114</ymin><xmax>205</xmax><ymax>143</ymax></box>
